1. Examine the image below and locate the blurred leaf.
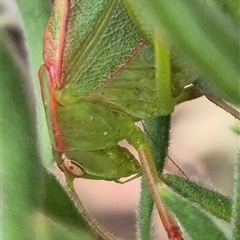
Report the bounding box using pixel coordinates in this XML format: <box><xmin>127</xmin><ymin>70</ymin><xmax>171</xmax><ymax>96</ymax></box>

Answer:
<box><xmin>123</xmin><ymin>0</ymin><xmax>240</xmax><ymax>105</ymax></box>
<box><xmin>29</xmin><ymin>211</ymin><xmax>94</xmax><ymax>240</ymax></box>
<box><xmin>1</xmin><ymin>33</ymin><xmax>41</xmax><ymax>240</ymax></box>
<box><xmin>15</xmin><ymin>0</ymin><xmax>51</xmax><ymax>74</ymax></box>
<box><xmin>1</xmin><ymin>32</ymin><xmax>96</xmax><ymax>240</ymax></box>
<box><xmin>41</xmin><ymin>171</ymin><xmax>96</xmax><ymax>239</ymax></box>
<box><xmin>15</xmin><ymin>0</ymin><xmax>53</xmax><ymax>168</ymax></box>
<box><xmin>218</xmin><ymin>0</ymin><xmax>240</xmax><ymax>19</ymax></box>
<box><xmin>231</xmin><ymin>149</ymin><xmax>240</xmax><ymax>239</ymax></box>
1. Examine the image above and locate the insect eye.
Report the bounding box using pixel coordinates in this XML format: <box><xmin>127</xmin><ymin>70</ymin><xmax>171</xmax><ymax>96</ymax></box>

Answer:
<box><xmin>63</xmin><ymin>159</ymin><xmax>85</xmax><ymax>178</ymax></box>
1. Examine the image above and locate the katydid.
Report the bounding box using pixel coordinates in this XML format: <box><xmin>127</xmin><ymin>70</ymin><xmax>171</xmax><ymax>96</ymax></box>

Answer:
<box><xmin>38</xmin><ymin>0</ymin><xmax>194</xmax><ymax>239</ymax></box>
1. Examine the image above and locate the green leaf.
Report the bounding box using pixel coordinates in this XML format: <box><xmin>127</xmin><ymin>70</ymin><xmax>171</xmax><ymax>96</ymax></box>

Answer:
<box><xmin>15</xmin><ymin>0</ymin><xmax>53</xmax><ymax>168</ymax></box>
<box><xmin>217</xmin><ymin>0</ymin><xmax>240</xmax><ymax>19</ymax></box>
<box><xmin>1</xmin><ymin>32</ymin><xmax>41</xmax><ymax>240</ymax></box>
<box><xmin>41</xmin><ymin>171</ymin><xmax>94</xmax><ymax>235</ymax></box>
<box><xmin>29</xmin><ymin>212</ymin><xmax>93</xmax><ymax>240</ymax></box>
<box><xmin>15</xmin><ymin>0</ymin><xmax>51</xmax><ymax>75</ymax></box>
<box><xmin>1</xmin><ymin>31</ymin><xmax>95</xmax><ymax>240</ymax></box>
<box><xmin>162</xmin><ymin>174</ymin><xmax>232</xmax><ymax>222</ymax></box>
<box><xmin>161</xmin><ymin>188</ymin><xmax>228</xmax><ymax>240</ymax></box>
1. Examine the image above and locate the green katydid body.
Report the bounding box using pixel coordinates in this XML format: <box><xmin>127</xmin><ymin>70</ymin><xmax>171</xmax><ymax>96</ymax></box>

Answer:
<box><xmin>38</xmin><ymin>0</ymin><xmax>193</xmax><ymax>183</ymax></box>
<box><xmin>39</xmin><ymin>0</ymin><xmax>161</xmax><ymax>182</ymax></box>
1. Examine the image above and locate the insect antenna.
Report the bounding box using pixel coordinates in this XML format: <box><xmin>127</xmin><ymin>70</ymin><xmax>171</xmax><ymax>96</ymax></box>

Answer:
<box><xmin>166</xmin><ymin>155</ymin><xmax>188</xmax><ymax>179</ymax></box>
<box><xmin>141</xmin><ymin>121</ymin><xmax>188</xmax><ymax>179</ymax></box>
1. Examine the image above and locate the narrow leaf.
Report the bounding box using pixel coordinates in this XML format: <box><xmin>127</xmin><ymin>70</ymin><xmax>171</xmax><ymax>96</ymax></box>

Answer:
<box><xmin>15</xmin><ymin>0</ymin><xmax>53</xmax><ymax>168</ymax></box>
<box><xmin>161</xmin><ymin>188</ymin><xmax>228</xmax><ymax>240</ymax></box>
<box><xmin>1</xmin><ymin>33</ymin><xmax>42</xmax><ymax>240</ymax></box>
<box><xmin>162</xmin><ymin>174</ymin><xmax>232</xmax><ymax>222</ymax></box>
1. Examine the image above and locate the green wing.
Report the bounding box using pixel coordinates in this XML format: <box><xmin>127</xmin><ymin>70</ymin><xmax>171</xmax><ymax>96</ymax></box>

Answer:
<box><xmin>43</xmin><ymin>0</ymin><xmax>143</xmax><ymax>105</ymax></box>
